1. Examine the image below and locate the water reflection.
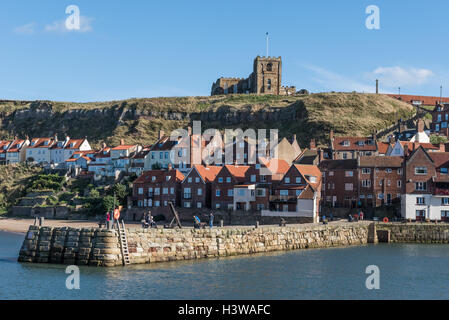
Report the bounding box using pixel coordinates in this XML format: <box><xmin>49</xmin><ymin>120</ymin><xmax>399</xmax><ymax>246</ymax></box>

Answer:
<box><xmin>2</xmin><ymin>231</ymin><xmax>449</xmax><ymax>300</ymax></box>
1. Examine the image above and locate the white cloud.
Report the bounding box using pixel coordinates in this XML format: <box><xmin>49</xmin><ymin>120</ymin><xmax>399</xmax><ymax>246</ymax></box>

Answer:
<box><xmin>304</xmin><ymin>65</ymin><xmax>374</xmax><ymax>93</ymax></box>
<box><xmin>13</xmin><ymin>23</ymin><xmax>37</xmax><ymax>35</ymax></box>
<box><xmin>44</xmin><ymin>16</ymin><xmax>93</xmax><ymax>33</ymax></box>
<box><xmin>370</xmin><ymin>66</ymin><xmax>434</xmax><ymax>87</ymax></box>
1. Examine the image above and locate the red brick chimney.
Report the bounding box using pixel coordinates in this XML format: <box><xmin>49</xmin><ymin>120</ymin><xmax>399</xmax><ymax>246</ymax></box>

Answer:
<box><xmin>404</xmin><ymin>144</ymin><xmax>409</xmax><ymax>157</ymax></box>
<box><xmin>417</xmin><ymin>119</ymin><xmax>424</xmax><ymax>133</ymax></box>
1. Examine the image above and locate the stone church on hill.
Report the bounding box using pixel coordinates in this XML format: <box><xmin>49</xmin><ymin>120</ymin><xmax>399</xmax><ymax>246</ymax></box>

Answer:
<box><xmin>211</xmin><ymin>56</ymin><xmax>296</xmax><ymax>96</ymax></box>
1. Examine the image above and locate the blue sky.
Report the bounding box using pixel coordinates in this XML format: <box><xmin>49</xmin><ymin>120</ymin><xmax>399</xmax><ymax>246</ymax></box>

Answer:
<box><xmin>1</xmin><ymin>0</ymin><xmax>449</xmax><ymax>102</ymax></box>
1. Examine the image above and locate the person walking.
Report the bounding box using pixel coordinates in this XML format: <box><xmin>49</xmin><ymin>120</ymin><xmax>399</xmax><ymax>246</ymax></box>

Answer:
<box><xmin>106</xmin><ymin>212</ymin><xmax>110</xmax><ymax>222</ymax></box>
<box><xmin>209</xmin><ymin>212</ymin><xmax>214</xmax><ymax>228</ymax></box>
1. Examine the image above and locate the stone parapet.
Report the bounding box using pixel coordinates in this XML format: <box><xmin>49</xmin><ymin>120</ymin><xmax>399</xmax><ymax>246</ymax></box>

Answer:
<box><xmin>18</xmin><ymin>222</ymin><xmax>373</xmax><ymax>267</ymax></box>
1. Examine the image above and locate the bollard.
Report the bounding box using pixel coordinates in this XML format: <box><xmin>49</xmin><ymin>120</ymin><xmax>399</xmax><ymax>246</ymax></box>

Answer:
<box><xmin>255</xmin><ymin>221</ymin><xmax>259</xmax><ymax>228</ymax></box>
<box><xmin>39</xmin><ymin>216</ymin><xmax>44</xmax><ymax>226</ymax></box>
<box><xmin>220</xmin><ymin>220</ymin><xmax>224</xmax><ymax>228</ymax></box>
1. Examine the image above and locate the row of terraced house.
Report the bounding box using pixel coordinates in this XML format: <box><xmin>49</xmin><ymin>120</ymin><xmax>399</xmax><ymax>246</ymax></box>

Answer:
<box><xmin>131</xmin><ymin>158</ymin><xmax>323</xmax><ymax>223</ymax></box>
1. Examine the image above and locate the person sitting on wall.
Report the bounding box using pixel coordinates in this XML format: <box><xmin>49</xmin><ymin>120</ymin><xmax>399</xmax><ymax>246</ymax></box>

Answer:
<box><xmin>322</xmin><ymin>215</ymin><xmax>327</xmax><ymax>225</ymax></box>
<box><xmin>149</xmin><ymin>215</ymin><xmax>157</xmax><ymax>228</ymax></box>
<box><xmin>142</xmin><ymin>212</ymin><xmax>150</xmax><ymax>228</ymax></box>
<box><xmin>348</xmin><ymin>214</ymin><xmax>353</xmax><ymax>222</ymax></box>
<box><xmin>194</xmin><ymin>216</ymin><xmax>201</xmax><ymax>229</ymax></box>
<box><xmin>209</xmin><ymin>212</ymin><xmax>214</xmax><ymax>229</ymax></box>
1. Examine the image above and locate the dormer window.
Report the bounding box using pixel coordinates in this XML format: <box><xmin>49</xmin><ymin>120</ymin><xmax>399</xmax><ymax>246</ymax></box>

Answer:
<box><xmin>358</xmin><ymin>141</ymin><xmax>364</xmax><ymax>146</ymax></box>
<box><xmin>44</xmin><ymin>141</ymin><xmax>49</xmax><ymax>146</ymax></box>
<box><xmin>343</xmin><ymin>140</ymin><xmax>350</xmax><ymax>147</ymax></box>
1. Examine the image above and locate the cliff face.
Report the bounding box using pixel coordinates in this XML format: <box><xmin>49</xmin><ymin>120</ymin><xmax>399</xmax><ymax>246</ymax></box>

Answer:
<box><xmin>0</xmin><ymin>93</ymin><xmax>415</xmax><ymax>148</ymax></box>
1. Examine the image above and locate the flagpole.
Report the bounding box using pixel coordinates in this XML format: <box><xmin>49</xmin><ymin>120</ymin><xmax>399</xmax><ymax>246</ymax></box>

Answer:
<box><xmin>266</xmin><ymin>32</ymin><xmax>269</xmax><ymax>57</ymax></box>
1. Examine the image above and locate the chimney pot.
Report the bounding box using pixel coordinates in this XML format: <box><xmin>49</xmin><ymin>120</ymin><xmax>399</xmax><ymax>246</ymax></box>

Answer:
<box><xmin>120</xmin><ymin>139</ymin><xmax>125</xmax><ymax>146</ymax></box>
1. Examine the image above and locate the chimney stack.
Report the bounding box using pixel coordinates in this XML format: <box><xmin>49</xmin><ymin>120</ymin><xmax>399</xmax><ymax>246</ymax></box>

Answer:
<box><xmin>159</xmin><ymin>130</ymin><xmax>165</xmax><ymax>140</ymax></box>
<box><xmin>329</xmin><ymin>130</ymin><xmax>334</xmax><ymax>141</ymax></box>
<box><xmin>310</xmin><ymin>139</ymin><xmax>316</xmax><ymax>150</ymax></box>
<box><xmin>54</xmin><ymin>133</ymin><xmax>58</xmax><ymax>142</ymax></box>
<box><xmin>120</xmin><ymin>139</ymin><xmax>125</xmax><ymax>146</ymax></box>
<box><xmin>404</xmin><ymin>144</ymin><xmax>409</xmax><ymax>157</ymax></box>
<box><xmin>417</xmin><ymin>118</ymin><xmax>424</xmax><ymax>133</ymax></box>
<box><xmin>168</xmin><ymin>163</ymin><xmax>173</xmax><ymax>171</ymax></box>
<box><xmin>293</xmin><ymin>134</ymin><xmax>297</xmax><ymax>141</ymax></box>
<box><xmin>187</xmin><ymin>126</ymin><xmax>192</xmax><ymax>136</ymax></box>
<box><xmin>102</xmin><ymin>142</ymin><xmax>107</xmax><ymax>149</ymax></box>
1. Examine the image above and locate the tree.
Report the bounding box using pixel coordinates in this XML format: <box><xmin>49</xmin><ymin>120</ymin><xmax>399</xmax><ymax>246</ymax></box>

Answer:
<box><xmin>102</xmin><ymin>195</ymin><xmax>118</xmax><ymax>213</ymax></box>
<box><xmin>89</xmin><ymin>189</ymin><xmax>100</xmax><ymax>198</ymax></box>
<box><xmin>430</xmin><ymin>135</ymin><xmax>448</xmax><ymax>145</ymax></box>
<box><xmin>111</xmin><ymin>183</ymin><xmax>127</xmax><ymax>205</ymax></box>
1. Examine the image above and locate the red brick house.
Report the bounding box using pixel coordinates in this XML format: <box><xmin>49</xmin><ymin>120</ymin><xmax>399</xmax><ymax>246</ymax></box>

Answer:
<box><xmin>211</xmin><ymin>165</ymin><xmax>250</xmax><ymax>210</ymax></box>
<box><xmin>270</xmin><ymin>164</ymin><xmax>322</xmax><ymax>213</ymax></box>
<box><xmin>358</xmin><ymin>156</ymin><xmax>403</xmax><ymax>207</ymax></box>
<box><xmin>132</xmin><ymin>168</ymin><xmax>185</xmax><ymax>215</ymax></box>
<box><xmin>431</xmin><ymin>103</ymin><xmax>449</xmax><ymax>137</ymax></box>
<box><xmin>236</xmin><ymin>158</ymin><xmax>290</xmax><ymax>211</ymax></box>
<box><xmin>320</xmin><ymin>159</ymin><xmax>359</xmax><ymax>207</ymax></box>
<box><xmin>181</xmin><ymin>165</ymin><xmax>221</xmax><ymax>209</ymax></box>
<box><xmin>329</xmin><ymin>131</ymin><xmax>378</xmax><ymax>159</ymax></box>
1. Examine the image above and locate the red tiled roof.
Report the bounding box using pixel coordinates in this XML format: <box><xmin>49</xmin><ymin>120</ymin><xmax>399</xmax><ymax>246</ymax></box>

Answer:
<box><xmin>377</xmin><ymin>142</ymin><xmax>391</xmax><ymax>155</ymax></box>
<box><xmin>429</xmin><ymin>152</ymin><xmax>449</xmax><ymax>167</ymax></box>
<box><xmin>386</xmin><ymin>94</ymin><xmax>449</xmax><ymax>106</ymax></box>
<box><xmin>28</xmin><ymin>138</ymin><xmax>55</xmax><ymax>148</ymax></box>
<box><xmin>332</xmin><ymin>137</ymin><xmax>377</xmax><ymax>151</ymax></box>
<box><xmin>150</xmin><ymin>136</ymin><xmax>178</xmax><ymax>151</ymax></box>
<box><xmin>193</xmin><ymin>165</ymin><xmax>222</xmax><ymax>183</ymax></box>
<box><xmin>359</xmin><ymin>156</ymin><xmax>403</xmax><ymax>168</ymax></box>
<box><xmin>0</xmin><ymin>141</ymin><xmax>11</xmax><ymax>154</ymax></box>
<box><xmin>134</xmin><ymin>169</ymin><xmax>185</xmax><ymax>184</ymax></box>
<box><xmin>399</xmin><ymin>141</ymin><xmax>439</xmax><ymax>150</ymax></box>
<box><xmin>224</xmin><ymin>165</ymin><xmax>251</xmax><ymax>182</ymax></box>
<box><xmin>293</xmin><ymin>164</ymin><xmax>322</xmax><ymax>189</ymax></box>
<box><xmin>298</xmin><ymin>185</ymin><xmax>316</xmax><ymax>200</ymax></box>
<box><xmin>111</xmin><ymin>145</ymin><xmax>136</xmax><ymax>150</ymax></box>
<box><xmin>258</xmin><ymin>157</ymin><xmax>290</xmax><ymax>174</ymax></box>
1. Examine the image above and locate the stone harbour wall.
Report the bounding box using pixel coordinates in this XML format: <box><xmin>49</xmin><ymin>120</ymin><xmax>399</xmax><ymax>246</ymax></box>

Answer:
<box><xmin>18</xmin><ymin>222</ymin><xmax>372</xmax><ymax>267</ymax></box>
<box><xmin>18</xmin><ymin>226</ymin><xmax>122</xmax><ymax>267</ymax></box>
<box><xmin>376</xmin><ymin>223</ymin><xmax>449</xmax><ymax>243</ymax></box>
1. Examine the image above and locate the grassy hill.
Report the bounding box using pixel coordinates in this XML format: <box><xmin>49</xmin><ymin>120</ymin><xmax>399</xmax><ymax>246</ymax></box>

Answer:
<box><xmin>0</xmin><ymin>164</ymin><xmax>43</xmax><ymax>214</ymax></box>
<box><xmin>0</xmin><ymin>93</ymin><xmax>415</xmax><ymax>149</ymax></box>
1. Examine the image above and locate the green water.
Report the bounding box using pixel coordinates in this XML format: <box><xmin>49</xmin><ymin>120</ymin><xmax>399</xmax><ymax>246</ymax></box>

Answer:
<box><xmin>1</xmin><ymin>231</ymin><xmax>449</xmax><ymax>300</ymax></box>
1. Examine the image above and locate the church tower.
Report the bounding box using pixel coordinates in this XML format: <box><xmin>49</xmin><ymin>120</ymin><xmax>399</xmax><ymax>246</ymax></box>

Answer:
<box><xmin>251</xmin><ymin>56</ymin><xmax>282</xmax><ymax>95</ymax></box>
